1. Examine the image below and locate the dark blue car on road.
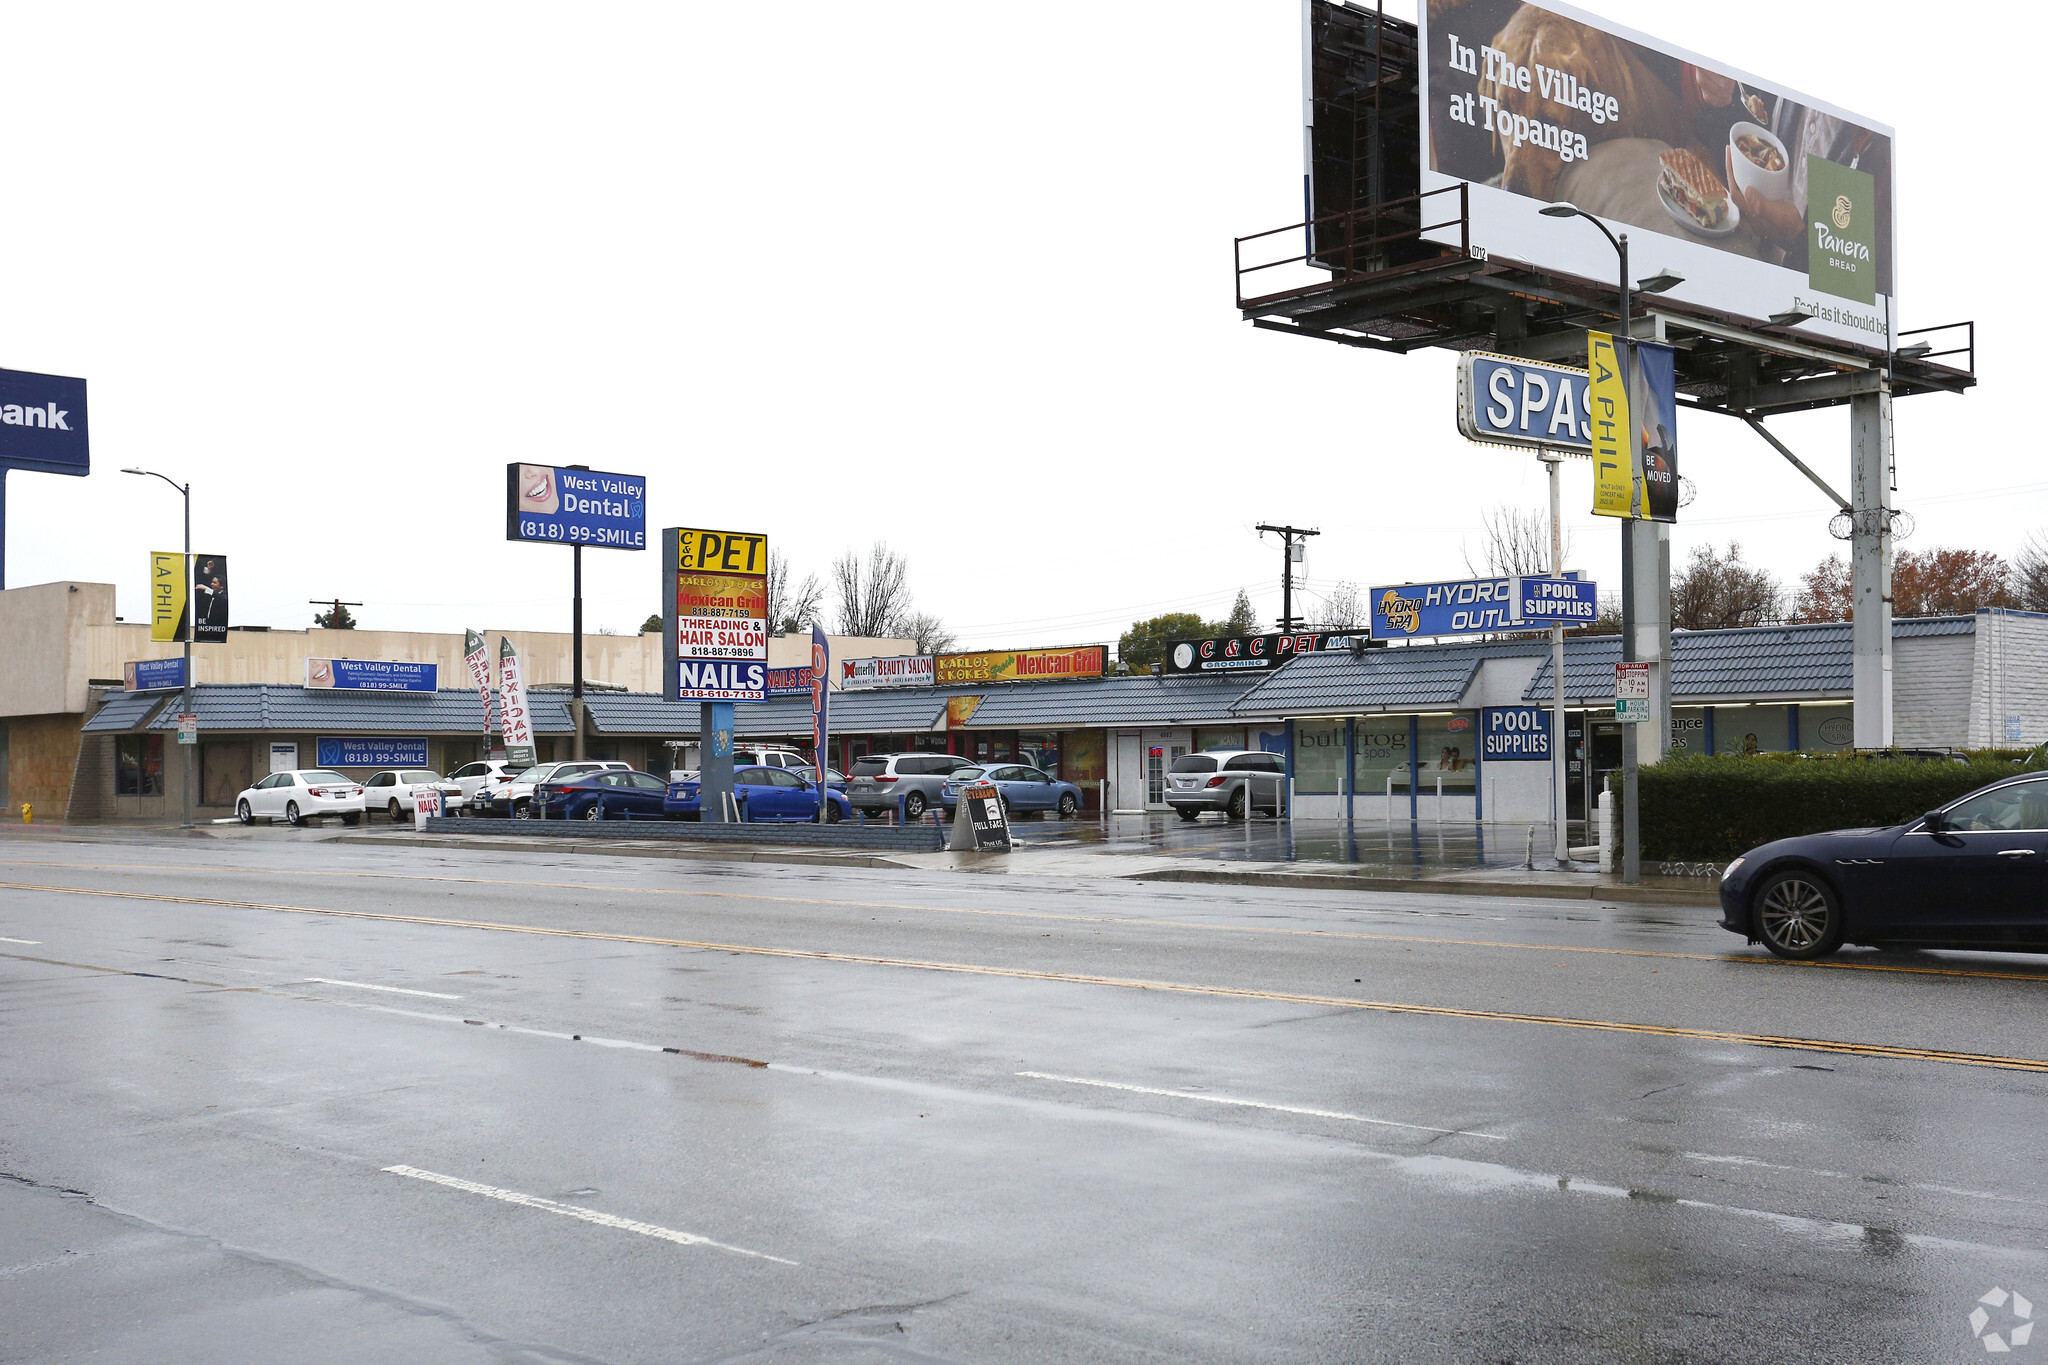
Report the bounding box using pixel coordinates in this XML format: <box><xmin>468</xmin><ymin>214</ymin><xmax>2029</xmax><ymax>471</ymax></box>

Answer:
<box><xmin>534</xmin><ymin>769</ymin><xmax>674</xmax><ymax>821</ymax></box>
<box><xmin>665</xmin><ymin>765</ymin><xmax>852</xmax><ymax>823</ymax></box>
<box><xmin>1719</xmin><ymin>772</ymin><xmax>2048</xmax><ymax>959</ymax></box>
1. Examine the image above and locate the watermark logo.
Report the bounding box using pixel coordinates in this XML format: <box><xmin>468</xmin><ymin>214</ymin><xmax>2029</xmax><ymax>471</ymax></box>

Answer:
<box><xmin>1970</xmin><ymin>1287</ymin><xmax>2033</xmax><ymax>1352</ymax></box>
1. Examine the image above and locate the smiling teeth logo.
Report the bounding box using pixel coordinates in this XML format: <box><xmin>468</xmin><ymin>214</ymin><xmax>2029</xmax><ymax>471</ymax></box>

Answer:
<box><xmin>1971</xmin><ymin>1287</ymin><xmax>2033</xmax><ymax>1352</ymax></box>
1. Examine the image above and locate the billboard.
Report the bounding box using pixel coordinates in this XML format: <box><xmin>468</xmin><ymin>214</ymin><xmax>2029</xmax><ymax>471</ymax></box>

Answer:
<box><xmin>663</xmin><ymin>526</ymin><xmax>769</xmax><ymax>702</ymax></box>
<box><xmin>1163</xmin><ymin>633</ymin><xmax>1346</xmax><ymax>675</ymax></box>
<box><xmin>1419</xmin><ymin>1</ymin><xmax>1895</xmax><ymax>349</ymax></box>
<box><xmin>506</xmin><ymin>464</ymin><xmax>647</xmax><ymax>549</ymax></box>
<box><xmin>1457</xmin><ymin>353</ymin><xmax>1591</xmax><ymax>453</ymax></box>
<box><xmin>839</xmin><ymin>654</ymin><xmax>935</xmax><ymax>690</ymax></box>
<box><xmin>935</xmin><ymin>646</ymin><xmax>1106</xmax><ymax>687</ymax></box>
<box><xmin>150</xmin><ymin>552</ymin><xmax>187</xmax><ymax>643</ymax></box>
<box><xmin>316</xmin><ymin>737</ymin><xmax>430</xmax><ymax>769</ymax></box>
<box><xmin>306</xmin><ymin>658</ymin><xmax>439</xmax><ymax>692</ymax></box>
<box><xmin>124</xmin><ymin>658</ymin><xmax>186</xmax><ymax>691</ymax></box>
<box><xmin>0</xmin><ymin>368</ymin><xmax>88</xmax><ymax>476</ymax></box>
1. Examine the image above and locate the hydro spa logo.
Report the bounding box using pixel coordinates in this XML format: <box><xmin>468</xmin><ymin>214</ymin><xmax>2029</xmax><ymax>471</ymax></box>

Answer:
<box><xmin>1970</xmin><ymin>1287</ymin><xmax>2034</xmax><ymax>1353</ymax></box>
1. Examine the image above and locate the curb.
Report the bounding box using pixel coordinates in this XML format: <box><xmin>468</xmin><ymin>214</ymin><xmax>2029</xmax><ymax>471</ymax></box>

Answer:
<box><xmin>1127</xmin><ymin>866</ymin><xmax>1722</xmax><ymax>907</ymax></box>
<box><xmin>332</xmin><ymin>832</ymin><xmax>917</xmax><ymax>870</ymax></box>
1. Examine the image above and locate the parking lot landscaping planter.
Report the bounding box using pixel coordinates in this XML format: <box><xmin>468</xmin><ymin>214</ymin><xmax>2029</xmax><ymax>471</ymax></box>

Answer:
<box><xmin>1622</xmin><ymin>754</ymin><xmax>2044</xmax><ymax>862</ymax></box>
<box><xmin>420</xmin><ymin>816</ymin><xmax>946</xmax><ymax>853</ymax></box>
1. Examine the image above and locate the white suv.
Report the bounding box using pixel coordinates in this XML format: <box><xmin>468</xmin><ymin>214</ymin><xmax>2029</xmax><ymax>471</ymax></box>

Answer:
<box><xmin>1163</xmin><ymin>750</ymin><xmax>1287</xmax><ymax>821</ymax></box>
<box><xmin>480</xmin><ymin>760</ymin><xmax>634</xmax><ymax>817</ymax></box>
<box><xmin>669</xmin><ymin>745</ymin><xmax>810</xmax><ymax>782</ymax></box>
<box><xmin>450</xmin><ymin>760</ymin><xmax>530</xmax><ymax>813</ymax></box>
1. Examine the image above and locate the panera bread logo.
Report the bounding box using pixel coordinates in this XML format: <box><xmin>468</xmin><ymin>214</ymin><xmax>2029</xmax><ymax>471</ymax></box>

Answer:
<box><xmin>1831</xmin><ymin>195</ymin><xmax>1852</xmax><ymax>231</ymax></box>
<box><xmin>1806</xmin><ymin>157</ymin><xmax>1877</xmax><ymax>307</ymax></box>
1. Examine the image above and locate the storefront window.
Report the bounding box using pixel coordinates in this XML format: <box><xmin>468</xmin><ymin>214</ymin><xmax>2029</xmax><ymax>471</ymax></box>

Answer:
<box><xmin>1061</xmin><ymin>731</ymin><xmax>1105</xmax><ymax>789</ymax></box>
<box><xmin>1415</xmin><ymin>714</ymin><xmax>1477</xmax><ymax>791</ymax></box>
<box><xmin>1717</xmin><ymin>705</ymin><xmax>1790</xmax><ymax>755</ymax></box>
<box><xmin>1352</xmin><ymin>718</ymin><xmax>1412</xmax><ymax>795</ymax></box>
<box><xmin>1194</xmin><ymin>727</ymin><xmax>1246</xmax><ymax>753</ymax></box>
<box><xmin>116</xmin><ymin>735</ymin><xmax>165</xmax><ymax>796</ymax></box>
<box><xmin>1018</xmin><ymin>733</ymin><xmax>1061</xmax><ymax>778</ymax></box>
<box><xmin>1669</xmin><ymin>708</ymin><xmax>1707</xmax><ymax>757</ymax></box>
<box><xmin>1294</xmin><ymin>720</ymin><xmax>1344</xmax><ymax>793</ymax></box>
<box><xmin>1799</xmin><ymin>704</ymin><xmax>1855</xmax><ymax>753</ymax></box>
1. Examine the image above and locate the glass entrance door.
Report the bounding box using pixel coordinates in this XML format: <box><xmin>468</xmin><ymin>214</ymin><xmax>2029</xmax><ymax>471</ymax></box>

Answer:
<box><xmin>1141</xmin><ymin>728</ymin><xmax>1191</xmax><ymax>809</ymax></box>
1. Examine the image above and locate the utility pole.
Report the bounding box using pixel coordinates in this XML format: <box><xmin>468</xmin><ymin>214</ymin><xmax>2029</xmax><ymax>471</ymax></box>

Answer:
<box><xmin>567</xmin><ymin>464</ymin><xmax>589</xmax><ymax>760</ymax></box>
<box><xmin>1255</xmin><ymin>524</ymin><xmax>1321</xmax><ymax>633</ymax></box>
<box><xmin>310</xmin><ymin>599</ymin><xmax>363</xmax><ymax>629</ymax></box>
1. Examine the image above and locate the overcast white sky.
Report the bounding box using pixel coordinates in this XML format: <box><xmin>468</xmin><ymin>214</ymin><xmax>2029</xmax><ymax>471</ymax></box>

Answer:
<box><xmin>0</xmin><ymin>2</ymin><xmax>2033</xmax><ymax>659</ymax></box>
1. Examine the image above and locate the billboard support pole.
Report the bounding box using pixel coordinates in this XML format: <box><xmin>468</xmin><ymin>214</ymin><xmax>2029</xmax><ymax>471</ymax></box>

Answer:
<box><xmin>1850</xmin><ymin>387</ymin><xmax>1895</xmax><ymax>748</ymax></box>
<box><xmin>568</xmin><ymin>464</ymin><xmax>588</xmax><ymax>762</ymax></box>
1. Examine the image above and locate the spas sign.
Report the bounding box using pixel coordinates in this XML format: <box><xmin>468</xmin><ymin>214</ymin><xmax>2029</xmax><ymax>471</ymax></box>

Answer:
<box><xmin>663</xmin><ymin>526</ymin><xmax>769</xmax><ymax>701</ymax></box>
<box><xmin>1457</xmin><ymin>353</ymin><xmax>1591</xmax><ymax>453</ymax></box>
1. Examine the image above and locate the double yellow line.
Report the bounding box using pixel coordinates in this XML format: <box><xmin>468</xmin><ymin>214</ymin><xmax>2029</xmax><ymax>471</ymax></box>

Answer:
<box><xmin>6</xmin><ymin>878</ymin><xmax>2046</xmax><ymax>1075</ymax></box>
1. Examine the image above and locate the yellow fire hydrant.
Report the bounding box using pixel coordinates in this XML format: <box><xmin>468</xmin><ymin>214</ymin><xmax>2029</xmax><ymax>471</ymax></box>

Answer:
<box><xmin>19</xmin><ymin>803</ymin><xmax>30</xmax><ymax>824</ymax></box>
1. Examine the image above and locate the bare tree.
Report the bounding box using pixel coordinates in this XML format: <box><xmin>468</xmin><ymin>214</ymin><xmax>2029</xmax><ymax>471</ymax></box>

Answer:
<box><xmin>1318</xmin><ymin>581</ymin><xmax>1364</xmax><ymax>630</ymax></box>
<box><xmin>833</xmin><ymin>542</ymin><xmax>913</xmax><ymax>638</ymax></box>
<box><xmin>1466</xmin><ymin>506</ymin><xmax>1566</xmax><ymax>578</ymax></box>
<box><xmin>2018</xmin><ymin>534</ymin><xmax>2048</xmax><ymax>612</ymax></box>
<box><xmin>1671</xmin><ymin>541</ymin><xmax>1784</xmax><ymax>629</ymax></box>
<box><xmin>765</xmin><ymin>551</ymin><xmax>824</xmax><ymax>634</ymax></box>
<box><xmin>900</xmin><ymin>611</ymin><xmax>957</xmax><ymax>655</ymax></box>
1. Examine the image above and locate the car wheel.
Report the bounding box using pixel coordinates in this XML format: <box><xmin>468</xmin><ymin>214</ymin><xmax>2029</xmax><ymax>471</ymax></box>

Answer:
<box><xmin>903</xmin><ymin>792</ymin><xmax>927</xmax><ymax>821</ymax></box>
<box><xmin>1057</xmin><ymin>793</ymin><xmax>1078</xmax><ymax>819</ymax></box>
<box><xmin>513</xmin><ymin>800</ymin><xmax>531</xmax><ymax>819</ymax></box>
<box><xmin>583</xmin><ymin>802</ymin><xmax>605</xmax><ymax>821</ymax></box>
<box><xmin>388</xmin><ymin>800</ymin><xmax>404</xmax><ymax>821</ymax></box>
<box><xmin>341</xmin><ymin>812</ymin><xmax>361</xmax><ymax>826</ymax></box>
<box><xmin>1226</xmin><ymin>788</ymin><xmax>1247</xmax><ymax>820</ymax></box>
<box><xmin>1176</xmin><ymin>808</ymin><xmax>1201</xmax><ymax>822</ymax></box>
<box><xmin>1754</xmin><ymin>869</ymin><xmax>1845</xmax><ymax>960</ymax></box>
<box><xmin>237</xmin><ymin>800</ymin><xmax>253</xmax><ymax>826</ymax></box>
<box><xmin>825</xmin><ymin>802</ymin><xmax>842</xmax><ymax>824</ymax></box>
<box><xmin>285</xmin><ymin>801</ymin><xmax>303</xmax><ymax>827</ymax></box>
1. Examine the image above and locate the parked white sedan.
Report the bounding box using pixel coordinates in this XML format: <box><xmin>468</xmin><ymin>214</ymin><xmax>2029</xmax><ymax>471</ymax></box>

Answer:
<box><xmin>362</xmin><ymin>769</ymin><xmax>463</xmax><ymax>820</ymax></box>
<box><xmin>235</xmin><ymin>770</ymin><xmax>366</xmax><ymax>826</ymax></box>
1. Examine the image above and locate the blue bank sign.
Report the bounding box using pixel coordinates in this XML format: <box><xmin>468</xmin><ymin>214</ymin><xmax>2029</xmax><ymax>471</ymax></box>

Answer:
<box><xmin>305</xmin><ymin>658</ymin><xmax>439</xmax><ymax>692</ymax></box>
<box><xmin>506</xmin><ymin>464</ymin><xmax>646</xmax><ymax>549</ymax></box>
<box><xmin>316</xmin><ymin>736</ymin><xmax>430</xmax><ymax>768</ymax></box>
<box><xmin>1456</xmin><ymin>352</ymin><xmax>1590</xmax><ymax>453</ymax></box>
<box><xmin>1481</xmin><ymin>707</ymin><xmax>1552</xmax><ymax>761</ymax></box>
<box><xmin>0</xmin><ymin>367</ymin><xmax>89</xmax><ymax>475</ymax></box>
<box><xmin>124</xmin><ymin>657</ymin><xmax>187</xmax><ymax>691</ymax></box>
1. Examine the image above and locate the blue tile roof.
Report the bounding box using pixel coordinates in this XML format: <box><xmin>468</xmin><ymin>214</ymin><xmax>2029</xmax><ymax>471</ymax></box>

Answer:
<box><xmin>581</xmin><ymin>689</ymin><xmax>946</xmax><ymax>738</ymax></box>
<box><xmin>126</xmin><ymin>685</ymin><xmax>576</xmax><ymax>734</ymax></box>
<box><xmin>1232</xmin><ymin>641</ymin><xmax>1546</xmax><ymax>716</ymax></box>
<box><xmin>81</xmin><ymin>689</ymin><xmax>173</xmax><ymax>733</ymax></box>
<box><xmin>962</xmin><ymin>673</ymin><xmax>1257</xmax><ymax>728</ymax></box>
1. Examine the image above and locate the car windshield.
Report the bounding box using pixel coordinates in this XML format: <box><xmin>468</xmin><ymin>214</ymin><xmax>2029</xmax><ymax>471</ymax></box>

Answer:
<box><xmin>522</xmin><ymin>764</ymin><xmax>563</xmax><ymax>782</ymax></box>
<box><xmin>1171</xmin><ymin>756</ymin><xmax>1218</xmax><ymax>774</ymax></box>
<box><xmin>402</xmin><ymin>771</ymin><xmax>438</xmax><ymax>783</ymax></box>
<box><xmin>950</xmin><ymin>767</ymin><xmax>987</xmax><ymax>782</ymax></box>
<box><xmin>302</xmin><ymin>771</ymin><xmax>351</xmax><ymax>784</ymax></box>
<box><xmin>503</xmin><ymin>761</ymin><xmax>532</xmax><ymax>774</ymax></box>
<box><xmin>851</xmin><ymin>758</ymin><xmax>890</xmax><ymax>776</ymax></box>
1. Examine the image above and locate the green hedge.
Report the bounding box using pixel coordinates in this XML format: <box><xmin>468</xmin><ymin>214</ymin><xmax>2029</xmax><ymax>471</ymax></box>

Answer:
<box><xmin>1613</xmin><ymin>754</ymin><xmax>2043</xmax><ymax>862</ymax></box>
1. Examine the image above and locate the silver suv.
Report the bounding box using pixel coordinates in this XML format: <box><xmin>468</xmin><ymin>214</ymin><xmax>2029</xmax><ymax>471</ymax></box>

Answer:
<box><xmin>846</xmin><ymin>752</ymin><xmax>977</xmax><ymax>819</ymax></box>
<box><xmin>1164</xmin><ymin>750</ymin><xmax>1286</xmax><ymax>821</ymax></box>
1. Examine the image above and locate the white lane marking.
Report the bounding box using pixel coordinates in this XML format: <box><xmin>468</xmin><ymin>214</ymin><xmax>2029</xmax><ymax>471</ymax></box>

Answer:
<box><xmin>0</xmin><ymin>936</ymin><xmax>41</xmax><ymax>945</ymax></box>
<box><xmin>305</xmin><ymin>977</ymin><xmax>461</xmax><ymax>999</ymax></box>
<box><xmin>1017</xmin><ymin>1071</ymin><xmax>1507</xmax><ymax>1140</ymax></box>
<box><xmin>1683</xmin><ymin>1151</ymin><xmax>2048</xmax><ymax>1212</ymax></box>
<box><xmin>381</xmin><ymin>1165</ymin><xmax>795</xmax><ymax>1264</ymax></box>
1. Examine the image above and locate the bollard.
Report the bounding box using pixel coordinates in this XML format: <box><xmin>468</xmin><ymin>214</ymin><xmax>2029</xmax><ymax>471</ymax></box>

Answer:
<box><xmin>20</xmin><ymin>802</ymin><xmax>30</xmax><ymax>824</ymax></box>
<box><xmin>1523</xmin><ymin>825</ymin><xmax>1536</xmax><ymax>871</ymax></box>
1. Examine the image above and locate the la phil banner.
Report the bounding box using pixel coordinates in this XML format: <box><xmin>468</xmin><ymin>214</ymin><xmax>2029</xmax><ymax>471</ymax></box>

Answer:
<box><xmin>150</xmin><ymin>551</ymin><xmax>187</xmax><ymax>643</ymax></box>
<box><xmin>935</xmin><ymin>646</ymin><xmax>1106</xmax><ymax>687</ymax></box>
<box><xmin>1588</xmin><ymin>331</ymin><xmax>1679</xmax><ymax>522</ymax></box>
<box><xmin>1417</xmin><ymin>0</ymin><xmax>1895</xmax><ymax>348</ymax></box>
<box><xmin>839</xmin><ymin>654</ymin><xmax>934</xmax><ymax>690</ymax></box>
<box><xmin>1164</xmin><ymin>633</ymin><xmax>1343</xmax><ymax>675</ymax></box>
<box><xmin>664</xmin><ymin>526</ymin><xmax>769</xmax><ymax>701</ymax></box>
<box><xmin>506</xmin><ymin>464</ymin><xmax>647</xmax><ymax>549</ymax></box>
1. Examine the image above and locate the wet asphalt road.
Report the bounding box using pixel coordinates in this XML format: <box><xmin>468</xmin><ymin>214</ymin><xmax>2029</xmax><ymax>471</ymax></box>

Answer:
<box><xmin>2</xmin><ymin>833</ymin><xmax>2045</xmax><ymax>1364</ymax></box>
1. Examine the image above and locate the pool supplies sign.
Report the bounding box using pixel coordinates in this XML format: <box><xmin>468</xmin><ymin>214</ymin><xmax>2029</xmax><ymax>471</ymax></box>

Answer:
<box><xmin>1615</xmin><ymin>661</ymin><xmax>1651</xmax><ymax>722</ymax></box>
<box><xmin>506</xmin><ymin>465</ymin><xmax>646</xmax><ymax>548</ymax></box>
<box><xmin>1481</xmin><ymin>707</ymin><xmax>1552</xmax><ymax>760</ymax></box>
<box><xmin>663</xmin><ymin>526</ymin><xmax>769</xmax><ymax>701</ymax></box>
<box><xmin>1511</xmin><ymin>575</ymin><xmax>1599</xmax><ymax>625</ymax></box>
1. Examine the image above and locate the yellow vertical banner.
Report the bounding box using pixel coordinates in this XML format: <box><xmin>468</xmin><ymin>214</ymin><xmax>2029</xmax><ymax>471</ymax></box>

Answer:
<box><xmin>150</xmin><ymin>551</ymin><xmax>189</xmax><ymax>642</ymax></box>
<box><xmin>1587</xmin><ymin>331</ymin><xmax>1637</xmax><ymax>519</ymax></box>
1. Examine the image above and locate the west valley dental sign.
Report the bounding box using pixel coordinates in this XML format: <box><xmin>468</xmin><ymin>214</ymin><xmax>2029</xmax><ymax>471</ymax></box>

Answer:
<box><xmin>505</xmin><ymin>464</ymin><xmax>647</xmax><ymax>548</ymax></box>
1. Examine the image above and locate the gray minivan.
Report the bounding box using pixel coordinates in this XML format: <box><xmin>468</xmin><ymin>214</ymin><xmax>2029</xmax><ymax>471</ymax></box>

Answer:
<box><xmin>845</xmin><ymin>753</ymin><xmax>977</xmax><ymax>819</ymax></box>
<box><xmin>1164</xmin><ymin>750</ymin><xmax>1287</xmax><ymax>821</ymax></box>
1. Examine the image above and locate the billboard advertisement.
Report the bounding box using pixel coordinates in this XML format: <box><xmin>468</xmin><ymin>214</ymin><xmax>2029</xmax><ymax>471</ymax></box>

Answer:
<box><xmin>1588</xmin><ymin>331</ymin><xmax>1679</xmax><ymax>521</ymax></box>
<box><xmin>1419</xmin><ymin>1</ymin><xmax>1895</xmax><ymax>349</ymax></box>
<box><xmin>664</xmin><ymin>526</ymin><xmax>769</xmax><ymax>702</ymax></box>
<box><xmin>1457</xmin><ymin>353</ymin><xmax>1591</xmax><ymax>453</ymax></box>
<box><xmin>150</xmin><ymin>552</ymin><xmax>188</xmax><ymax>643</ymax></box>
<box><xmin>305</xmin><ymin>658</ymin><xmax>439</xmax><ymax>692</ymax></box>
<box><xmin>192</xmin><ymin>554</ymin><xmax>229</xmax><ymax>643</ymax></box>
<box><xmin>506</xmin><ymin>464</ymin><xmax>647</xmax><ymax>549</ymax></box>
<box><xmin>1163</xmin><ymin>633</ymin><xmax>1345</xmax><ymax>675</ymax></box>
<box><xmin>316</xmin><ymin>737</ymin><xmax>430</xmax><ymax>769</ymax></box>
<box><xmin>124</xmin><ymin>658</ymin><xmax>186</xmax><ymax>691</ymax></box>
<box><xmin>935</xmin><ymin>646</ymin><xmax>1106</xmax><ymax>687</ymax></box>
<box><xmin>840</xmin><ymin>654</ymin><xmax>934</xmax><ymax>690</ymax></box>
<box><xmin>0</xmin><ymin>367</ymin><xmax>88</xmax><ymax>476</ymax></box>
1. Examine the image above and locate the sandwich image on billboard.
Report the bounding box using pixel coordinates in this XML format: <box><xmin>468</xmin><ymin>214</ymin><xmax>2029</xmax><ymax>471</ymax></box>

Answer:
<box><xmin>506</xmin><ymin>464</ymin><xmax>647</xmax><ymax>549</ymax></box>
<box><xmin>663</xmin><ymin>526</ymin><xmax>769</xmax><ymax>701</ymax></box>
<box><xmin>1419</xmin><ymin>1</ymin><xmax>1894</xmax><ymax>347</ymax></box>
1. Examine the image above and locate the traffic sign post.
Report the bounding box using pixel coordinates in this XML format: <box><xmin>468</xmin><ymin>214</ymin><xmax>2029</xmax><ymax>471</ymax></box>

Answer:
<box><xmin>1614</xmin><ymin>662</ymin><xmax>1651</xmax><ymax>724</ymax></box>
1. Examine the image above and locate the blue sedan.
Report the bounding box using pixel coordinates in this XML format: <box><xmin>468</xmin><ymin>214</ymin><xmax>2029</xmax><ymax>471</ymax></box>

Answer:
<box><xmin>939</xmin><ymin>764</ymin><xmax>1083</xmax><ymax>819</ymax></box>
<box><xmin>665</xmin><ymin>765</ymin><xmax>852</xmax><ymax>822</ymax></box>
<box><xmin>534</xmin><ymin>770</ymin><xmax>674</xmax><ymax>821</ymax></box>
<box><xmin>1719</xmin><ymin>771</ymin><xmax>2048</xmax><ymax>959</ymax></box>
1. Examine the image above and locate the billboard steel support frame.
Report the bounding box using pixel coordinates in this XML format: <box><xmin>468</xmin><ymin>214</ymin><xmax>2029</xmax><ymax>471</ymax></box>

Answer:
<box><xmin>1850</xmin><ymin>389</ymin><xmax>1895</xmax><ymax>749</ymax></box>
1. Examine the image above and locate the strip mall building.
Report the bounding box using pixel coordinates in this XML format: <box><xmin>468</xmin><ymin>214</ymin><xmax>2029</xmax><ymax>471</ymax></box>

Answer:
<box><xmin>5</xmin><ymin>580</ymin><xmax>2045</xmax><ymax>824</ymax></box>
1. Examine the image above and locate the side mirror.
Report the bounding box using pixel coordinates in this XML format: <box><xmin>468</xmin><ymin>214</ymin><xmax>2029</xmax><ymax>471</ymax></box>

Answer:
<box><xmin>1921</xmin><ymin>810</ymin><xmax>1948</xmax><ymax>832</ymax></box>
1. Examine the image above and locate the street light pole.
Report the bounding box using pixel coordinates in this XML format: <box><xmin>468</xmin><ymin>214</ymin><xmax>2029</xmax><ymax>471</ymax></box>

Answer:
<box><xmin>124</xmin><ymin>467</ymin><xmax>194</xmax><ymax>830</ymax></box>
